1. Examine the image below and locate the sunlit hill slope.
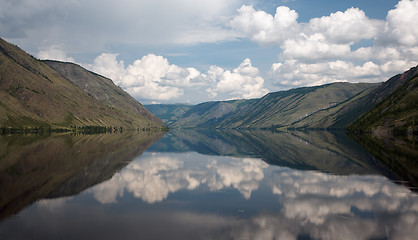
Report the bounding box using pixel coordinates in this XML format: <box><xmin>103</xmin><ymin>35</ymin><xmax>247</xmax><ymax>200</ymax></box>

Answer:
<box><xmin>158</xmin><ymin>82</ymin><xmax>379</xmax><ymax>129</ymax></box>
<box><xmin>148</xmin><ymin>66</ymin><xmax>418</xmax><ymax>131</ymax></box>
<box><xmin>0</xmin><ymin>38</ymin><xmax>164</xmax><ymax>130</ymax></box>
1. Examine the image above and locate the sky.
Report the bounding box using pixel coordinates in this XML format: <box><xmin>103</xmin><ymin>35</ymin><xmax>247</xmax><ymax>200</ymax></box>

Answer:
<box><xmin>1</xmin><ymin>0</ymin><xmax>417</xmax><ymax>104</ymax></box>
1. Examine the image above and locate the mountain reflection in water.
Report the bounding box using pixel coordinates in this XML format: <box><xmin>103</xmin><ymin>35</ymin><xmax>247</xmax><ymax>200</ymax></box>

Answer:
<box><xmin>0</xmin><ymin>130</ymin><xmax>417</xmax><ymax>240</ymax></box>
<box><xmin>0</xmin><ymin>132</ymin><xmax>165</xmax><ymax>220</ymax></box>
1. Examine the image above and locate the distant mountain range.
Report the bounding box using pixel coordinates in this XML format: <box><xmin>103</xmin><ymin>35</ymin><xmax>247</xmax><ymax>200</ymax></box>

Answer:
<box><xmin>145</xmin><ymin>104</ymin><xmax>192</xmax><ymax>125</ymax></box>
<box><xmin>0</xmin><ymin>38</ymin><xmax>164</xmax><ymax>130</ymax></box>
<box><xmin>147</xmin><ymin>66</ymin><xmax>418</xmax><ymax>132</ymax></box>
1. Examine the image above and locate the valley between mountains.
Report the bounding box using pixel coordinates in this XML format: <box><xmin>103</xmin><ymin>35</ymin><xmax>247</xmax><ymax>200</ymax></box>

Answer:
<box><xmin>1</xmin><ymin>37</ymin><xmax>417</xmax><ymax>136</ymax></box>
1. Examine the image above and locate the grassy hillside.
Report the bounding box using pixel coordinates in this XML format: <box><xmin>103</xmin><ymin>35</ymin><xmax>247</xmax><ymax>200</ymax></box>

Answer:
<box><xmin>44</xmin><ymin>60</ymin><xmax>163</xmax><ymax>127</ymax></box>
<box><xmin>0</xmin><ymin>38</ymin><xmax>164</xmax><ymax>130</ymax></box>
<box><xmin>223</xmin><ymin>82</ymin><xmax>378</xmax><ymax>129</ymax></box>
<box><xmin>153</xmin><ymin>66</ymin><xmax>417</xmax><ymax>130</ymax></box>
<box><xmin>167</xmin><ymin>82</ymin><xmax>377</xmax><ymax>129</ymax></box>
<box><xmin>288</xmin><ymin>87</ymin><xmax>376</xmax><ymax>129</ymax></box>
<box><xmin>347</xmin><ymin>66</ymin><xmax>418</xmax><ymax>135</ymax></box>
<box><xmin>171</xmin><ymin>99</ymin><xmax>252</xmax><ymax>128</ymax></box>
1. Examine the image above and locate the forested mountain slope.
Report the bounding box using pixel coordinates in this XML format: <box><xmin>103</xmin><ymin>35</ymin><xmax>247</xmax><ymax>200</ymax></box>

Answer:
<box><xmin>348</xmin><ymin>66</ymin><xmax>418</xmax><ymax>135</ymax></box>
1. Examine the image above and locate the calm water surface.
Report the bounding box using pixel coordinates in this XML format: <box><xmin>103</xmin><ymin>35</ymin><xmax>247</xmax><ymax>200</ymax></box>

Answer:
<box><xmin>0</xmin><ymin>130</ymin><xmax>417</xmax><ymax>240</ymax></box>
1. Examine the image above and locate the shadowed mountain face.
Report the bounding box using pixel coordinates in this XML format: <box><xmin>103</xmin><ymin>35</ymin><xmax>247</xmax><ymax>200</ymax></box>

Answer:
<box><xmin>344</xmin><ymin>66</ymin><xmax>418</xmax><ymax>187</ymax></box>
<box><xmin>0</xmin><ymin>38</ymin><xmax>164</xmax><ymax>129</ymax></box>
<box><xmin>148</xmin><ymin>129</ymin><xmax>407</xmax><ymax>181</ymax></box>
<box><xmin>348</xmin><ymin>66</ymin><xmax>418</xmax><ymax>135</ymax></box>
<box><xmin>0</xmin><ymin>132</ymin><xmax>164</xmax><ymax>220</ymax></box>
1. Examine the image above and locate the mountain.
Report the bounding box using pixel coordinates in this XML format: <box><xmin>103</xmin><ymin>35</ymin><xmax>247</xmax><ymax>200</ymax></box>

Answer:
<box><xmin>172</xmin><ymin>99</ymin><xmax>253</xmax><ymax>128</ymax></box>
<box><xmin>347</xmin><ymin>66</ymin><xmax>418</xmax><ymax>136</ymax></box>
<box><xmin>0</xmin><ymin>38</ymin><xmax>164</xmax><ymax>130</ymax></box>
<box><xmin>147</xmin><ymin>66</ymin><xmax>418</xmax><ymax>130</ymax></box>
<box><xmin>219</xmin><ymin>82</ymin><xmax>379</xmax><ymax>129</ymax></box>
<box><xmin>44</xmin><ymin>60</ymin><xmax>163</xmax><ymax>127</ymax></box>
<box><xmin>144</xmin><ymin>104</ymin><xmax>192</xmax><ymax>125</ymax></box>
<box><xmin>158</xmin><ymin>82</ymin><xmax>379</xmax><ymax>129</ymax></box>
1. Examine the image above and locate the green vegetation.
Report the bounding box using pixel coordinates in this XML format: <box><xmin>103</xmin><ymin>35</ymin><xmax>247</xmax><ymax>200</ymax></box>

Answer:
<box><xmin>347</xmin><ymin>66</ymin><xmax>418</xmax><ymax>136</ymax></box>
<box><xmin>0</xmin><ymin>38</ymin><xmax>165</xmax><ymax>131</ymax></box>
<box><xmin>152</xmin><ymin>82</ymin><xmax>378</xmax><ymax>129</ymax></box>
<box><xmin>148</xmin><ymin>66</ymin><xmax>418</xmax><ymax>133</ymax></box>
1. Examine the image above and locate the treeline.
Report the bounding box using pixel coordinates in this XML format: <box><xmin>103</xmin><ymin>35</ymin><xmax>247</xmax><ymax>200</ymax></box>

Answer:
<box><xmin>71</xmin><ymin>125</ymin><xmax>120</xmax><ymax>134</ymax></box>
<box><xmin>1</xmin><ymin>125</ymin><xmax>169</xmax><ymax>135</ymax></box>
<box><xmin>1</xmin><ymin>126</ymin><xmax>57</xmax><ymax>135</ymax></box>
<box><xmin>70</xmin><ymin>125</ymin><xmax>169</xmax><ymax>134</ymax></box>
<box><xmin>346</xmin><ymin>73</ymin><xmax>417</xmax><ymax>136</ymax></box>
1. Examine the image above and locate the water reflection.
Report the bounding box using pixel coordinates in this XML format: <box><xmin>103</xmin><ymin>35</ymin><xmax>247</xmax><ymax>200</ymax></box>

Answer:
<box><xmin>92</xmin><ymin>153</ymin><xmax>268</xmax><ymax>203</ymax></box>
<box><xmin>235</xmin><ymin>174</ymin><xmax>418</xmax><ymax>240</ymax></box>
<box><xmin>350</xmin><ymin>133</ymin><xmax>418</xmax><ymax>189</ymax></box>
<box><xmin>0</xmin><ymin>129</ymin><xmax>417</xmax><ymax>240</ymax></box>
<box><xmin>0</xmin><ymin>132</ymin><xmax>164</xmax><ymax>220</ymax></box>
<box><xmin>11</xmin><ymin>151</ymin><xmax>418</xmax><ymax>240</ymax></box>
<box><xmin>149</xmin><ymin>129</ymin><xmax>405</xmax><ymax>179</ymax></box>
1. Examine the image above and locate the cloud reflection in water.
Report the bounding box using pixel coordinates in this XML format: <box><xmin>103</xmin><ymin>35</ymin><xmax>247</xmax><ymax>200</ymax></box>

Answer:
<box><xmin>91</xmin><ymin>152</ymin><xmax>268</xmax><ymax>203</ymax></box>
<box><xmin>33</xmin><ymin>151</ymin><xmax>418</xmax><ymax>240</ymax></box>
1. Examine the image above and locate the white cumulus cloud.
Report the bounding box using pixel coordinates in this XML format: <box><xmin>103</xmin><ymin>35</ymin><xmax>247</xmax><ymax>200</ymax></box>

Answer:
<box><xmin>228</xmin><ymin>0</ymin><xmax>418</xmax><ymax>89</ymax></box>
<box><xmin>89</xmin><ymin>53</ymin><xmax>198</xmax><ymax>101</ymax></box>
<box><xmin>308</xmin><ymin>7</ymin><xmax>384</xmax><ymax>44</ymax></box>
<box><xmin>231</xmin><ymin>5</ymin><xmax>383</xmax><ymax>48</ymax></box>
<box><xmin>380</xmin><ymin>0</ymin><xmax>418</xmax><ymax>47</ymax></box>
<box><xmin>89</xmin><ymin>54</ymin><xmax>269</xmax><ymax>103</ymax></box>
<box><xmin>230</xmin><ymin>5</ymin><xmax>299</xmax><ymax>45</ymax></box>
<box><xmin>271</xmin><ymin>60</ymin><xmax>383</xmax><ymax>88</ymax></box>
<box><xmin>207</xmin><ymin>58</ymin><xmax>269</xmax><ymax>99</ymax></box>
<box><xmin>281</xmin><ymin>33</ymin><xmax>351</xmax><ymax>61</ymax></box>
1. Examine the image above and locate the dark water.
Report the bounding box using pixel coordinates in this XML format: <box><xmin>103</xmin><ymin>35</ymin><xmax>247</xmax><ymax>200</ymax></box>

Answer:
<box><xmin>0</xmin><ymin>130</ymin><xmax>417</xmax><ymax>240</ymax></box>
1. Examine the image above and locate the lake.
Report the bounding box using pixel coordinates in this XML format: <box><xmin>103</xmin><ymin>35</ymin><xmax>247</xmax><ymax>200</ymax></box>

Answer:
<box><xmin>0</xmin><ymin>130</ymin><xmax>417</xmax><ymax>240</ymax></box>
